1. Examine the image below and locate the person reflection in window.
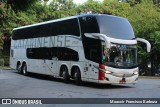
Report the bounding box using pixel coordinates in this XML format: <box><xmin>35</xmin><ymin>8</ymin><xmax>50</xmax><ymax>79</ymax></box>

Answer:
<box><xmin>110</xmin><ymin>46</ymin><xmax>119</xmax><ymax>63</ymax></box>
<box><xmin>103</xmin><ymin>48</ymin><xmax>110</xmax><ymax>63</ymax></box>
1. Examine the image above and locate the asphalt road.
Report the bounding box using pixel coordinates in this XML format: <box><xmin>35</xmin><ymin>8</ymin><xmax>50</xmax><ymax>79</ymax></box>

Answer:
<box><xmin>0</xmin><ymin>69</ymin><xmax>160</xmax><ymax>107</ymax></box>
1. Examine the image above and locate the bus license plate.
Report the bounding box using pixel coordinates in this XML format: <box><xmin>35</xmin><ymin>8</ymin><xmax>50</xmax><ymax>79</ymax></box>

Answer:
<box><xmin>119</xmin><ymin>80</ymin><xmax>126</xmax><ymax>84</ymax></box>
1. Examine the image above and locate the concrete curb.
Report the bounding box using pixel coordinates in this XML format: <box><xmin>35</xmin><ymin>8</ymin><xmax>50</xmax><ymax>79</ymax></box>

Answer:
<box><xmin>0</xmin><ymin>66</ymin><xmax>12</xmax><ymax>70</ymax></box>
<box><xmin>139</xmin><ymin>76</ymin><xmax>160</xmax><ymax>79</ymax></box>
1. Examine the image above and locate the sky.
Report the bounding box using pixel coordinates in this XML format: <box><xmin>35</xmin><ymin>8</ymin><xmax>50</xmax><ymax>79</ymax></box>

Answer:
<box><xmin>42</xmin><ymin>0</ymin><xmax>103</xmax><ymax>5</ymax></box>
<box><xmin>73</xmin><ymin>0</ymin><xmax>103</xmax><ymax>4</ymax></box>
<box><xmin>73</xmin><ymin>0</ymin><xmax>89</xmax><ymax>4</ymax></box>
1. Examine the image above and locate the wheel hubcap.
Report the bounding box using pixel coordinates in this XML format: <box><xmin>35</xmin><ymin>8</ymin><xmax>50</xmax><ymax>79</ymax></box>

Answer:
<box><xmin>74</xmin><ymin>71</ymin><xmax>77</xmax><ymax>80</ymax></box>
<box><xmin>63</xmin><ymin>68</ymin><xmax>66</xmax><ymax>78</ymax></box>
<box><xmin>23</xmin><ymin>66</ymin><xmax>26</xmax><ymax>74</ymax></box>
<box><xmin>18</xmin><ymin>65</ymin><xmax>21</xmax><ymax>72</ymax></box>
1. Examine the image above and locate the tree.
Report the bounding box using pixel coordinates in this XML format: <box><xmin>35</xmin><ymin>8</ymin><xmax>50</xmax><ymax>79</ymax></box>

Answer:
<box><xmin>127</xmin><ymin>0</ymin><xmax>160</xmax><ymax>75</ymax></box>
<box><xmin>76</xmin><ymin>0</ymin><xmax>104</xmax><ymax>14</ymax></box>
<box><xmin>0</xmin><ymin>0</ymin><xmax>39</xmax><ymax>57</ymax></box>
<box><xmin>0</xmin><ymin>0</ymin><xmax>38</xmax><ymax>11</ymax></box>
<box><xmin>153</xmin><ymin>0</ymin><xmax>160</xmax><ymax>7</ymax></box>
<box><xmin>48</xmin><ymin>0</ymin><xmax>76</xmax><ymax>10</ymax></box>
<box><xmin>103</xmin><ymin>0</ymin><xmax>131</xmax><ymax>16</ymax></box>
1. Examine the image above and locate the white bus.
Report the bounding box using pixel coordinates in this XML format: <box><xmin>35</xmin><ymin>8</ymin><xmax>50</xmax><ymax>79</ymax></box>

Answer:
<box><xmin>10</xmin><ymin>14</ymin><xmax>151</xmax><ymax>84</ymax></box>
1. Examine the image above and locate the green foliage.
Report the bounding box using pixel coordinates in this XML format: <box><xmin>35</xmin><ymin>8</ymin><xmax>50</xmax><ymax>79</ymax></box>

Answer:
<box><xmin>128</xmin><ymin>0</ymin><xmax>160</xmax><ymax>37</ymax></box>
<box><xmin>128</xmin><ymin>0</ymin><xmax>160</xmax><ymax>64</ymax></box>
<box><xmin>0</xmin><ymin>0</ymin><xmax>160</xmax><ymax>68</ymax></box>
<box><xmin>103</xmin><ymin>0</ymin><xmax>131</xmax><ymax>16</ymax></box>
<box><xmin>78</xmin><ymin>0</ymin><xmax>104</xmax><ymax>13</ymax></box>
<box><xmin>150</xmin><ymin>31</ymin><xmax>160</xmax><ymax>52</ymax></box>
<box><xmin>0</xmin><ymin>0</ymin><xmax>38</xmax><ymax>11</ymax></box>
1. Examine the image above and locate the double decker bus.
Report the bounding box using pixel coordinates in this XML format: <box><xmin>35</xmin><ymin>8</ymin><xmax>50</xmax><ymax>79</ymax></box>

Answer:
<box><xmin>10</xmin><ymin>14</ymin><xmax>151</xmax><ymax>84</ymax></box>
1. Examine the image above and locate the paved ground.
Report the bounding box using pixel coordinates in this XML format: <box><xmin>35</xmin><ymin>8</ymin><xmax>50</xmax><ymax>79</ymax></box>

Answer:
<box><xmin>0</xmin><ymin>69</ymin><xmax>160</xmax><ymax>107</ymax></box>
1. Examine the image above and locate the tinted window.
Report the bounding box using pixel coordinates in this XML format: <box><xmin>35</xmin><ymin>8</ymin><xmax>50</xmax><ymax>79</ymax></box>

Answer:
<box><xmin>27</xmin><ymin>48</ymin><xmax>52</xmax><ymax>59</ymax></box>
<box><xmin>50</xmin><ymin>19</ymin><xmax>80</xmax><ymax>36</ymax></box>
<box><xmin>27</xmin><ymin>47</ymin><xmax>79</xmax><ymax>61</ymax></box>
<box><xmin>82</xmin><ymin>38</ymin><xmax>102</xmax><ymax>63</ymax></box>
<box><xmin>96</xmin><ymin>15</ymin><xmax>135</xmax><ymax>40</ymax></box>
<box><xmin>79</xmin><ymin>16</ymin><xmax>100</xmax><ymax>34</ymax></box>
<box><xmin>79</xmin><ymin>16</ymin><xmax>101</xmax><ymax>63</ymax></box>
<box><xmin>56</xmin><ymin>48</ymin><xmax>79</xmax><ymax>61</ymax></box>
<box><xmin>12</xmin><ymin>18</ymin><xmax>80</xmax><ymax>40</ymax></box>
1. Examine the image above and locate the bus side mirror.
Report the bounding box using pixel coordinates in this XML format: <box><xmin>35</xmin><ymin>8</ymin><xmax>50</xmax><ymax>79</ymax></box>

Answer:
<box><xmin>136</xmin><ymin>38</ymin><xmax>151</xmax><ymax>52</ymax></box>
<box><xmin>84</xmin><ymin>33</ymin><xmax>111</xmax><ymax>48</ymax></box>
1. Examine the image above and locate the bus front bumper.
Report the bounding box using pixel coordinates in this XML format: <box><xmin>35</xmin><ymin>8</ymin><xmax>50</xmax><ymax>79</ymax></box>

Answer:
<box><xmin>98</xmin><ymin>74</ymin><xmax>138</xmax><ymax>84</ymax></box>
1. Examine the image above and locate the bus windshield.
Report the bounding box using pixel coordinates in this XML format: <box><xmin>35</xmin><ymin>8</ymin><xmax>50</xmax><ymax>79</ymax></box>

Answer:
<box><xmin>102</xmin><ymin>44</ymin><xmax>138</xmax><ymax>69</ymax></box>
<box><xmin>97</xmin><ymin>15</ymin><xmax>135</xmax><ymax>40</ymax></box>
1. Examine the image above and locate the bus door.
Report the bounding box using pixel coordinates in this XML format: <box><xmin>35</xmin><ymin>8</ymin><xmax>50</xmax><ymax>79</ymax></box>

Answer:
<box><xmin>45</xmin><ymin>57</ymin><xmax>58</xmax><ymax>75</ymax></box>
<box><xmin>83</xmin><ymin>62</ymin><xmax>89</xmax><ymax>80</ymax></box>
<box><xmin>87</xmin><ymin>61</ymin><xmax>99</xmax><ymax>81</ymax></box>
<box><xmin>84</xmin><ymin>48</ymin><xmax>100</xmax><ymax>81</ymax></box>
<box><xmin>84</xmin><ymin>61</ymin><xmax>99</xmax><ymax>81</ymax></box>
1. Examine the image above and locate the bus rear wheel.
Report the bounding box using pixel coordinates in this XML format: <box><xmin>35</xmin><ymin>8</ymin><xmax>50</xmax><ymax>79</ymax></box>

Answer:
<box><xmin>74</xmin><ymin>67</ymin><xmax>81</xmax><ymax>85</ymax></box>
<box><xmin>62</xmin><ymin>66</ymin><xmax>70</xmax><ymax>83</ymax></box>
<box><xmin>16</xmin><ymin>63</ymin><xmax>21</xmax><ymax>74</ymax></box>
<box><xmin>22</xmin><ymin>63</ymin><xmax>28</xmax><ymax>76</ymax></box>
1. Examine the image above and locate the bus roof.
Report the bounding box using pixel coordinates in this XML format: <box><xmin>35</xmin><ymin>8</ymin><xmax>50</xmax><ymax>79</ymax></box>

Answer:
<box><xmin>13</xmin><ymin>14</ymin><xmax>126</xmax><ymax>30</ymax></box>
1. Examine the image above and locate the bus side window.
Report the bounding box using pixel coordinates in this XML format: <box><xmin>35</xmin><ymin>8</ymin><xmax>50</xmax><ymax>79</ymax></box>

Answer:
<box><xmin>27</xmin><ymin>47</ymin><xmax>79</xmax><ymax>61</ymax></box>
<box><xmin>90</xmin><ymin>49</ymin><xmax>98</xmax><ymax>62</ymax></box>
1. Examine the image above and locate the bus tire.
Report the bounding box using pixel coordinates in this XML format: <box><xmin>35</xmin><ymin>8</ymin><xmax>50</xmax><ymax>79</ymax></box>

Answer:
<box><xmin>16</xmin><ymin>62</ymin><xmax>22</xmax><ymax>74</ymax></box>
<box><xmin>62</xmin><ymin>66</ymin><xmax>70</xmax><ymax>83</ymax></box>
<box><xmin>74</xmin><ymin>67</ymin><xmax>81</xmax><ymax>85</ymax></box>
<box><xmin>22</xmin><ymin>63</ymin><xmax>28</xmax><ymax>76</ymax></box>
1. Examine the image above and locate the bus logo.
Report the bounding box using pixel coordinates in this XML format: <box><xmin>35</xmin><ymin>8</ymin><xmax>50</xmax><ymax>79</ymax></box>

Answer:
<box><xmin>2</xmin><ymin>99</ymin><xmax>11</xmax><ymax>104</ymax></box>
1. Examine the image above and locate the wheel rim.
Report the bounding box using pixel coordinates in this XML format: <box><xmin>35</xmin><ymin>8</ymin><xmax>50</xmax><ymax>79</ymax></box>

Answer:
<box><xmin>23</xmin><ymin>65</ymin><xmax>26</xmax><ymax>74</ymax></box>
<box><xmin>74</xmin><ymin>68</ymin><xmax>78</xmax><ymax>80</ymax></box>
<box><xmin>62</xmin><ymin>67</ymin><xmax>66</xmax><ymax>78</ymax></box>
<box><xmin>62</xmin><ymin>66</ymin><xmax>70</xmax><ymax>83</ymax></box>
<box><xmin>74</xmin><ymin>68</ymin><xmax>81</xmax><ymax>85</ymax></box>
<box><xmin>17</xmin><ymin>65</ymin><xmax>21</xmax><ymax>73</ymax></box>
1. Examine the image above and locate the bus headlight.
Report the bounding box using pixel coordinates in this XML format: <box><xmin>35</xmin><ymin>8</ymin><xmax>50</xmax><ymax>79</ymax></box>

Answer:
<box><xmin>133</xmin><ymin>70</ymin><xmax>139</xmax><ymax>75</ymax></box>
<box><xmin>106</xmin><ymin>70</ymin><xmax>113</xmax><ymax>74</ymax></box>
